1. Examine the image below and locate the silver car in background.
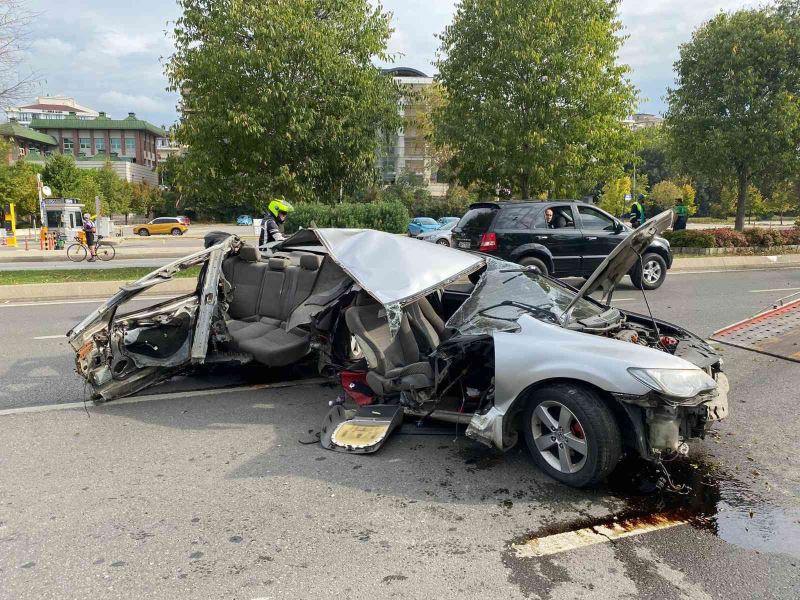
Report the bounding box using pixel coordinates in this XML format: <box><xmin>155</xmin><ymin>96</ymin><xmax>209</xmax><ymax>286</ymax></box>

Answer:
<box><xmin>417</xmin><ymin>219</ymin><xmax>458</xmax><ymax>246</ymax></box>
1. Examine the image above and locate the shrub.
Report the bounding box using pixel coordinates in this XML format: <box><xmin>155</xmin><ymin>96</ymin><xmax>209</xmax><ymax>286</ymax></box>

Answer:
<box><xmin>284</xmin><ymin>201</ymin><xmax>409</xmax><ymax>234</ymax></box>
<box><xmin>742</xmin><ymin>228</ymin><xmax>784</xmax><ymax>247</ymax></box>
<box><xmin>780</xmin><ymin>228</ymin><xmax>800</xmax><ymax>245</ymax></box>
<box><xmin>704</xmin><ymin>228</ymin><xmax>747</xmax><ymax>247</ymax></box>
<box><xmin>663</xmin><ymin>230</ymin><xmax>716</xmax><ymax>248</ymax></box>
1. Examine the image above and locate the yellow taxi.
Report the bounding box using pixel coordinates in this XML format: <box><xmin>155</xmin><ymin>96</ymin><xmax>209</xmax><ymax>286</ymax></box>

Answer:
<box><xmin>133</xmin><ymin>217</ymin><xmax>189</xmax><ymax>237</ymax></box>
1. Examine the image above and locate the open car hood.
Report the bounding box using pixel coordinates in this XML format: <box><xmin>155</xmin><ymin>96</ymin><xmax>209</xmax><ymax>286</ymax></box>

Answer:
<box><xmin>278</xmin><ymin>228</ymin><xmax>485</xmax><ymax>307</ymax></box>
<box><xmin>561</xmin><ymin>210</ymin><xmax>673</xmax><ymax>325</ymax></box>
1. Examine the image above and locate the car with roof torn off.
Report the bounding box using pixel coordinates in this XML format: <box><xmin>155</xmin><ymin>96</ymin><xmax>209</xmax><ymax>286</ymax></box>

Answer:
<box><xmin>67</xmin><ymin>210</ymin><xmax>729</xmax><ymax>488</ymax></box>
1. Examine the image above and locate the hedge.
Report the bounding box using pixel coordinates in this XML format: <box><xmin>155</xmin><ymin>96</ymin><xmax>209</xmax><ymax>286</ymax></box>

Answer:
<box><xmin>284</xmin><ymin>201</ymin><xmax>410</xmax><ymax>234</ymax></box>
<box><xmin>663</xmin><ymin>227</ymin><xmax>800</xmax><ymax>248</ymax></box>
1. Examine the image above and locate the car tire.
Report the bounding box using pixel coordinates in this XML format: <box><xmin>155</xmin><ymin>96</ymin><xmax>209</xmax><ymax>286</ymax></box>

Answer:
<box><xmin>523</xmin><ymin>384</ymin><xmax>622</xmax><ymax>488</ymax></box>
<box><xmin>630</xmin><ymin>253</ymin><xmax>667</xmax><ymax>290</ymax></box>
<box><xmin>171</xmin><ymin>228</ymin><xmax>183</xmax><ymax>236</ymax></box>
<box><xmin>137</xmin><ymin>229</ymin><xmax>150</xmax><ymax>237</ymax></box>
<box><xmin>436</xmin><ymin>239</ymin><xmax>450</xmax><ymax>247</ymax></box>
<box><xmin>518</xmin><ymin>256</ymin><xmax>549</xmax><ymax>276</ymax></box>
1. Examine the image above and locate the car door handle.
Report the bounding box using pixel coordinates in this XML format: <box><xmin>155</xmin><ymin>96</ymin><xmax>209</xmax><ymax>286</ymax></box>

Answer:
<box><xmin>535</xmin><ymin>235</ymin><xmax>549</xmax><ymax>240</ymax></box>
<box><xmin>586</xmin><ymin>236</ymin><xmax>598</xmax><ymax>240</ymax></box>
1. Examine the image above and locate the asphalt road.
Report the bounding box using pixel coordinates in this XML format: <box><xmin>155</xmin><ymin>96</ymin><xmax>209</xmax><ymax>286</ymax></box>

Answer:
<box><xmin>1</xmin><ymin>267</ymin><xmax>799</xmax><ymax>599</ymax></box>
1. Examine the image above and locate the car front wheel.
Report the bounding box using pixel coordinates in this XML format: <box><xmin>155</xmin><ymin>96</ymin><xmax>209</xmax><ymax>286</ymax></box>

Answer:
<box><xmin>523</xmin><ymin>384</ymin><xmax>621</xmax><ymax>488</ymax></box>
<box><xmin>518</xmin><ymin>256</ymin><xmax>549</xmax><ymax>276</ymax></box>
<box><xmin>436</xmin><ymin>238</ymin><xmax>450</xmax><ymax>247</ymax></box>
<box><xmin>137</xmin><ymin>229</ymin><xmax>150</xmax><ymax>237</ymax></box>
<box><xmin>631</xmin><ymin>253</ymin><xmax>667</xmax><ymax>290</ymax></box>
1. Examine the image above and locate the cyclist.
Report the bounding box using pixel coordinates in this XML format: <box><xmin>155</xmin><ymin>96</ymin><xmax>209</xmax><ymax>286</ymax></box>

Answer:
<box><xmin>259</xmin><ymin>199</ymin><xmax>294</xmax><ymax>248</ymax></box>
<box><xmin>82</xmin><ymin>213</ymin><xmax>97</xmax><ymax>262</ymax></box>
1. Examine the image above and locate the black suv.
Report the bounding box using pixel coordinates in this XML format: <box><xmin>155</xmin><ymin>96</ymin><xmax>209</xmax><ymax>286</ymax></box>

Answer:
<box><xmin>451</xmin><ymin>201</ymin><xmax>673</xmax><ymax>289</ymax></box>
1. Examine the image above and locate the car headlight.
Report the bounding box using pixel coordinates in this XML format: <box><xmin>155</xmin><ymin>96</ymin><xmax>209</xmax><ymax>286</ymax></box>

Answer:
<box><xmin>627</xmin><ymin>367</ymin><xmax>716</xmax><ymax>399</ymax></box>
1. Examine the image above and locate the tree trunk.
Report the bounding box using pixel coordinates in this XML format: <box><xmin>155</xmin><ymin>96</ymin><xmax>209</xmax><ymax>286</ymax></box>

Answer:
<box><xmin>735</xmin><ymin>169</ymin><xmax>748</xmax><ymax>232</ymax></box>
<box><xmin>520</xmin><ymin>173</ymin><xmax>531</xmax><ymax>200</ymax></box>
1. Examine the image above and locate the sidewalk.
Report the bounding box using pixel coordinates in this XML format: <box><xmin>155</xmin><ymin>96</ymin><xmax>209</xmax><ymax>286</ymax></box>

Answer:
<box><xmin>670</xmin><ymin>253</ymin><xmax>800</xmax><ymax>271</ymax></box>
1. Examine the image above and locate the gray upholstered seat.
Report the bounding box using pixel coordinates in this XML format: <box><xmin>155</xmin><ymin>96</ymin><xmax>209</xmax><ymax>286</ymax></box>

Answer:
<box><xmin>344</xmin><ymin>294</ymin><xmax>435</xmax><ymax>396</ymax></box>
<box><xmin>222</xmin><ymin>249</ymin><xmax>324</xmax><ymax>366</ymax></box>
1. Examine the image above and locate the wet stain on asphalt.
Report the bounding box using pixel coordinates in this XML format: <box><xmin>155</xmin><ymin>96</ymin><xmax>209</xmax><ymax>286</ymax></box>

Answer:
<box><xmin>507</xmin><ymin>456</ymin><xmax>800</xmax><ymax>561</ymax></box>
<box><xmin>502</xmin><ymin>457</ymin><xmax>800</xmax><ymax>598</ymax></box>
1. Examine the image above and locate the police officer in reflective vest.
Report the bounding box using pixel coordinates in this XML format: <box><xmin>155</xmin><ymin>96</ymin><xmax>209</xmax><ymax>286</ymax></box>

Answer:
<box><xmin>629</xmin><ymin>194</ymin><xmax>646</xmax><ymax>228</ymax></box>
<box><xmin>259</xmin><ymin>199</ymin><xmax>294</xmax><ymax>249</ymax></box>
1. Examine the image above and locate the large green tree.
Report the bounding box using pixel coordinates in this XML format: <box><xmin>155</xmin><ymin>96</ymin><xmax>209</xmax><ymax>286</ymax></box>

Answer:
<box><xmin>666</xmin><ymin>1</ymin><xmax>800</xmax><ymax>231</ymax></box>
<box><xmin>41</xmin><ymin>154</ymin><xmax>81</xmax><ymax>197</ymax></box>
<box><xmin>166</xmin><ymin>0</ymin><xmax>401</xmax><ymax>206</ymax></box>
<box><xmin>433</xmin><ymin>0</ymin><xmax>637</xmax><ymax>199</ymax></box>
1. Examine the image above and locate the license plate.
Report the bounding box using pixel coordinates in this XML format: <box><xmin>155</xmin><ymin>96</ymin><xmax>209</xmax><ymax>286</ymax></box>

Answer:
<box><xmin>458</xmin><ymin>241</ymin><xmax>471</xmax><ymax>249</ymax></box>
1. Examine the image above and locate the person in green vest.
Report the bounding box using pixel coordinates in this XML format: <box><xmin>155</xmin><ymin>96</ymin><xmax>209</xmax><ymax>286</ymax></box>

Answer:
<box><xmin>673</xmin><ymin>197</ymin><xmax>689</xmax><ymax>230</ymax></box>
<box><xmin>628</xmin><ymin>194</ymin><xmax>646</xmax><ymax>228</ymax></box>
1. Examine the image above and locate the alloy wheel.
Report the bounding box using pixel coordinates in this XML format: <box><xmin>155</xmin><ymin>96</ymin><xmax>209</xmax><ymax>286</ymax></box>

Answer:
<box><xmin>530</xmin><ymin>400</ymin><xmax>588</xmax><ymax>474</ymax></box>
<box><xmin>642</xmin><ymin>260</ymin><xmax>662</xmax><ymax>285</ymax></box>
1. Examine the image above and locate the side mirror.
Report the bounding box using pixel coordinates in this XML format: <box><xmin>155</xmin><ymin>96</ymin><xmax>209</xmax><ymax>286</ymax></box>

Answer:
<box><xmin>613</xmin><ymin>220</ymin><xmax>624</xmax><ymax>234</ymax></box>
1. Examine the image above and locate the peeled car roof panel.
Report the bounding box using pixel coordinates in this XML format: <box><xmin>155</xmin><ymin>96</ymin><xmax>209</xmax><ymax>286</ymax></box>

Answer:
<box><xmin>294</xmin><ymin>228</ymin><xmax>485</xmax><ymax>307</ymax></box>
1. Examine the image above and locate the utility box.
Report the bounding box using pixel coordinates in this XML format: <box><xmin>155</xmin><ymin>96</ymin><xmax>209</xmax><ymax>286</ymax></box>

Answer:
<box><xmin>97</xmin><ymin>217</ymin><xmax>114</xmax><ymax>238</ymax></box>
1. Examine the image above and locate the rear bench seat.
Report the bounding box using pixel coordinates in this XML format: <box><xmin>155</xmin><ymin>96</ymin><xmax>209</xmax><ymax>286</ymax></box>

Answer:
<box><xmin>223</xmin><ymin>248</ymin><xmax>323</xmax><ymax>366</ymax></box>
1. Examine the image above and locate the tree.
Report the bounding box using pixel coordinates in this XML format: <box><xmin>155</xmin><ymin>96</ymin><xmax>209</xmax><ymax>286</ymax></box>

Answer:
<box><xmin>94</xmin><ymin>163</ymin><xmax>128</xmax><ymax>215</ymax></box>
<box><xmin>41</xmin><ymin>154</ymin><xmax>82</xmax><ymax>197</ymax></box>
<box><xmin>666</xmin><ymin>2</ymin><xmax>800</xmax><ymax>231</ymax></box>
<box><xmin>631</xmin><ymin>126</ymin><xmax>674</xmax><ymax>188</ymax></box>
<box><xmin>0</xmin><ymin>1</ymin><xmax>36</xmax><ymax>104</ymax></box>
<box><xmin>434</xmin><ymin>0</ymin><xmax>637</xmax><ymax>199</ymax></box>
<box><xmin>719</xmin><ymin>183</ymin><xmax>765</xmax><ymax>221</ymax></box>
<box><xmin>765</xmin><ymin>181</ymin><xmax>799</xmax><ymax>223</ymax></box>
<box><xmin>598</xmin><ymin>177</ymin><xmax>631</xmax><ymax>216</ymax></box>
<box><xmin>649</xmin><ymin>180</ymin><xmax>683</xmax><ymax>213</ymax></box>
<box><xmin>0</xmin><ymin>159</ymin><xmax>39</xmax><ymax>222</ymax></box>
<box><xmin>166</xmin><ymin>0</ymin><xmax>401</xmax><ymax>208</ymax></box>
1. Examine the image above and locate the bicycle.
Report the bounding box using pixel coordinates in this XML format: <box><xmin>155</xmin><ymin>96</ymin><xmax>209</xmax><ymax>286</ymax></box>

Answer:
<box><xmin>66</xmin><ymin>234</ymin><xmax>116</xmax><ymax>262</ymax></box>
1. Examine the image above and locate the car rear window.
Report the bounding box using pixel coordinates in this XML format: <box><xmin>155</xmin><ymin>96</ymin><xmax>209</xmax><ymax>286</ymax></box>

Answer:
<box><xmin>458</xmin><ymin>208</ymin><xmax>496</xmax><ymax>231</ymax></box>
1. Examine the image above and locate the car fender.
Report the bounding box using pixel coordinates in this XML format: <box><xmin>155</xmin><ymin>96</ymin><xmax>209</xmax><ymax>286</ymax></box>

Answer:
<box><xmin>485</xmin><ymin>315</ymin><xmax>704</xmax><ymax>447</ymax></box>
<box><xmin>508</xmin><ymin>243</ymin><xmax>554</xmax><ymax>270</ymax></box>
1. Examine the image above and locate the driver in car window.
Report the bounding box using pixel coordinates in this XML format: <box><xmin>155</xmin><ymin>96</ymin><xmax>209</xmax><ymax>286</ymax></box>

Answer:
<box><xmin>545</xmin><ymin>207</ymin><xmax>567</xmax><ymax>229</ymax></box>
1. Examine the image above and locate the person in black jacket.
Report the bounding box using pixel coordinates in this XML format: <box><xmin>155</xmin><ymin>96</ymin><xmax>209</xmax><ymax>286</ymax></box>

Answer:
<box><xmin>259</xmin><ymin>199</ymin><xmax>294</xmax><ymax>248</ymax></box>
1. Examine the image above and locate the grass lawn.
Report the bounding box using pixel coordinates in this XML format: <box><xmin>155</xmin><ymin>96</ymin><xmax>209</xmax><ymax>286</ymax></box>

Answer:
<box><xmin>0</xmin><ymin>266</ymin><xmax>201</xmax><ymax>286</ymax></box>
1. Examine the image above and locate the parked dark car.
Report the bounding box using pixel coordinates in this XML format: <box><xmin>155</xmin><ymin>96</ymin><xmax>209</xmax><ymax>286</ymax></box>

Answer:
<box><xmin>451</xmin><ymin>201</ymin><xmax>673</xmax><ymax>289</ymax></box>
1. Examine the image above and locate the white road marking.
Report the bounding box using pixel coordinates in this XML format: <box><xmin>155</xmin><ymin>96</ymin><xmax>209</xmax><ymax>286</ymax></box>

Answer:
<box><xmin>748</xmin><ymin>287</ymin><xmax>800</xmax><ymax>294</ymax></box>
<box><xmin>0</xmin><ymin>378</ymin><xmax>327</xmax><ymax>417</ymax></box>
<box><xmin>0</xmin><ymin>296</ymin><xmax>176</xmax><ymax>308</ymax></box>
<box><xmin>610</xmin><ymin>298</ymin><xmax>635</xmax><ymax>303</ymax></box>
<box><xmin>671</xmin><ymin>266</ymin><xmax>800</xmax><ymax>275</ymax></box>
<box><xmin>512</xmin><ymin>514</ymin><xmax>688</xmax><ymax>558</ymax></box>
<box><xmin>33</xmin><ymin>334</ymin><xmax>66</xmax><ymax>340</ymax></box>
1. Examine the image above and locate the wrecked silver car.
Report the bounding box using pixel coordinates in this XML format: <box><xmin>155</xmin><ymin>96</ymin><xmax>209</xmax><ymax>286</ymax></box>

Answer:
<box><xmin>68</xmin><ymin>210</ymin><xmax>729</xmax><ymax>488</ymax></box>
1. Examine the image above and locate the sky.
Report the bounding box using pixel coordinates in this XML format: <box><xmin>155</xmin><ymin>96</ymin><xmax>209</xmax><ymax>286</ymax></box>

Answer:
<box><xmin>21</xmin><ymin>0</ymin><xmax>761</xmax><ymax>127</ymax></box>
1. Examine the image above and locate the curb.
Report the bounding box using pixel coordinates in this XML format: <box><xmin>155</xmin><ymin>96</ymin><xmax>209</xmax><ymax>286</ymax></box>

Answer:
<box><xmin>671</xmin><ymin>254</ymin><xmax>800</xmax><ymax>271</ymax></box>
<box><xmin>0</xmin><ymin>250</ymin><xmax>198</xmax><ymax>263</ymax></box>
<box><xmin>0</xmin><ymin>278</ymin><xmax>197</xmax><ymax>302</ymax></box>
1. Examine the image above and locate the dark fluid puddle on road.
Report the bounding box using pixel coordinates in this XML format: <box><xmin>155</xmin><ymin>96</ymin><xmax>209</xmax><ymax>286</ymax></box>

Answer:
<box><xmin>605</xmin><ymin>457</ymin><xmax>800</xmax><ymax>559</ymax></box>
<box><xmin>515</xmin><ymin>457</ymin><xmax>800</xmax><ymax>560</ymax></box>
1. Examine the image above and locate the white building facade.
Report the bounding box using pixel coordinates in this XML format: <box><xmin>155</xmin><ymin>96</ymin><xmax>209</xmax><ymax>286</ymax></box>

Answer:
<box><xmin>4</xmin><ymin>95</ymin><xmax>99</xmax><ymax>127</ymax></box>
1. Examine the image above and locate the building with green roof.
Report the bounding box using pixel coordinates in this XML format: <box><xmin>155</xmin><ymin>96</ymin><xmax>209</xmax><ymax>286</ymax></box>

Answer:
<box><xmin>0</xmin><ymin>120</ymin><xmax>58</xmax><ymax>163</ymax></box>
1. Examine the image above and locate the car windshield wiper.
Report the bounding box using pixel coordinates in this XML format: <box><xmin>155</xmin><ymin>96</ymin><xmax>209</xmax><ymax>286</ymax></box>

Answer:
<box><xmin>478</xmin><ymin>300</ymin><xmax>559</xmax><ymax>324</ymax></box>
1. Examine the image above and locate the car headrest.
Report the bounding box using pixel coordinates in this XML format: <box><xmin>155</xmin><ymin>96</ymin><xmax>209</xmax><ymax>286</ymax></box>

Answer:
<box><xmin>238</xmin><ymin>246</ymin><xmax>260</xmax><ymax>262</ymax></box>
<box><xmin>268</xmin><ymin>257</ymin><xmax>288</xmax><ymax>271</ymax></box>
<box><xmin>300</xmin><ymin>254</ymin><xmax>323</xmax><ymax>271</ymax></box>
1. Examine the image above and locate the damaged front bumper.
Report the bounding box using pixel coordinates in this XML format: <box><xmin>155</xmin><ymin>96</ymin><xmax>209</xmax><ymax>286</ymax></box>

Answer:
<box><xmin>613</xmin><ymin>371</ymin><xmax>730</xmax><ymax>458</ymax></box>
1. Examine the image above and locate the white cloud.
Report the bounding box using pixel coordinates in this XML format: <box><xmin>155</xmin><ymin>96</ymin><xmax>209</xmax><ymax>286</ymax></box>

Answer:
<box><xmin>30</xmin><ymin>38</ymin><xmax>74</xmax><ymax>56</ymax></box>
<box><xmin>98</xmin><ymin>91</ymin><xmax>165</xmax><ymax>115</ymax></box>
